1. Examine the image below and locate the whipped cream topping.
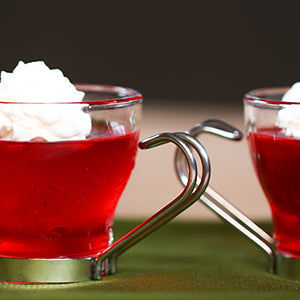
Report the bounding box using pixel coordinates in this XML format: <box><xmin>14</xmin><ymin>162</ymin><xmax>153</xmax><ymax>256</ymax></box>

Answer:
<box><xmin>276</xmin><ymin>82</ymin><xmax>300</xmax><ymax>137</ymax></box>
<box><xmin>0</xmin><ymin>61</ymin><xmax>91</xmax><ymax>141</ymax></box>
<box><xmin>281</xmin><ymin>82</ymin><xmax>300</xmax><ymax>102</ymax></box>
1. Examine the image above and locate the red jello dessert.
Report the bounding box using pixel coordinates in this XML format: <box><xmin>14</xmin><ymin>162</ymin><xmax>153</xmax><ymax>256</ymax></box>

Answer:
<box><xmin>247</xmin><ymin>128</ymin><xmax>300</xmax><ymax>257</ymax></box>
<box><xmin>0</xmin><ymin>125</ymin><xmax>139</xmax><ymax>258</ymax></box>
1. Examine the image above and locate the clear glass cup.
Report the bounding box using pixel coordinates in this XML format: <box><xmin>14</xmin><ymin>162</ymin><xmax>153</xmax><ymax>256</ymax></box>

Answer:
<box><xmin>0</xmin><ymin>84</ymin><xmax>210</xmax><ymax>283</ymax></box>
<box><xmin>244</xmin><ymin>87</ymin><xmax>300</xmax><ymax>259</ymax></box>
<box><xmin>0</xmin><ymin>84</ymin><xmax>142</xmax><ymax>260</ymax></box>
<box><xmin>171</xmin><ymin>90</ymin><xmax>300</xmax><ymax>280</ymax></box>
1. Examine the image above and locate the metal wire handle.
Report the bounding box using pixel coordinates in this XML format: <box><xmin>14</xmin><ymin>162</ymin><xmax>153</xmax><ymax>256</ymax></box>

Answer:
<box><xmin>174</xmin><ymin>119</ymin><xmax>276</xmax><ymax>273</ymax></box>
<box><xmin>92</xmin><ymin>131</ymin><xmax>211</xmax><ymax>279</ymax></box>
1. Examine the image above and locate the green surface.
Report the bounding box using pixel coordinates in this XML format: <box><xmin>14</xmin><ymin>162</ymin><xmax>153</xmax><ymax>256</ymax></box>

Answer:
<box><xmin>0</xmin><ymin>220</ymin><xmax>300</xmax><ymax>299</ymax></box>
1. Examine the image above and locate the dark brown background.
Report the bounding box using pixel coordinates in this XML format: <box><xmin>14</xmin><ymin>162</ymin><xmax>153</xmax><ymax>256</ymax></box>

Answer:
<box><xmin>0</xmin><ymin>0</ymin><xmax>300</xmax><ymax>106</ymax></box>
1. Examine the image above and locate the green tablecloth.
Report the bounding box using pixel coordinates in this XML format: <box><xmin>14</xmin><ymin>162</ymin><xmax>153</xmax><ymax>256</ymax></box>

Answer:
<box><xmin>0</xmin><ymin>220</ymin><xmax>300</xmax><ymax>299</ymax></box>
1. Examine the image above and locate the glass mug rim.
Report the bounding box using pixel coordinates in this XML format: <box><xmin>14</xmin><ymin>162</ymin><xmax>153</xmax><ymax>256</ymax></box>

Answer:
<box><xmin>0</xmin><ymin>83</ymin><xmax>143</xmax><ymax>106</ymax></box>
<box><xmin>244</xmin><ymin>86</ymin><xmax>300</xmax><ymax>106</ymax></box>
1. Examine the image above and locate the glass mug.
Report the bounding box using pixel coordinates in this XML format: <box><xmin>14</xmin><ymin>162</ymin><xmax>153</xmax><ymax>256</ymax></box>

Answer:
<box><xmin>0</xmin><ymin>84</ymin><xmax>210</xmax><ymax>283</ymax></box>
<box><xmin>244</xmin><ymin>87</ymin><xmax>300</xmax><ymax>277</ymax></box>
<box><xmin>174</xmin><ymin>90</ymin><xmax>300</xmax><ymax>281</ymax></box>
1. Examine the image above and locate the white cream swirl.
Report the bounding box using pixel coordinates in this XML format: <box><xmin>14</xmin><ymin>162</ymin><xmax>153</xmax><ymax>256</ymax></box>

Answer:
<box><xmin>0</xmin><ymin>61</ymin><xmax>91</xmax><ymax>141</ymax></box>
<box><xmin>277</xmin><ymin>82</ymin><xmax>300</xmax><ymax>137</ymax></box>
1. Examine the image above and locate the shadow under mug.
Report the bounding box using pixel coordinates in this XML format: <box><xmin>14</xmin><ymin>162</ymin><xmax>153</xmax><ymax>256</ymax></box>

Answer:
<box><xmin>174</xmin><ymin>93</ymin><xmax>300</xmax><ymax>281</ymax></box>
<box><xmin>0</xmin><ymin>85</ymin><xmax>211</xmax><ymax>283</ymax></box>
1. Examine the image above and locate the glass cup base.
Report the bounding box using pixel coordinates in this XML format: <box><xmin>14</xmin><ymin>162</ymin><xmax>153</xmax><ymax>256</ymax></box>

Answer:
<box><xmin>276</xmin><ymin>253</ymin><xmax>300</xmax><ymax>280</ymax></box>
<box><xmin>0</xmin><ymin>256</ymin><xmax>115</xmax><ymax>283</ymax></box>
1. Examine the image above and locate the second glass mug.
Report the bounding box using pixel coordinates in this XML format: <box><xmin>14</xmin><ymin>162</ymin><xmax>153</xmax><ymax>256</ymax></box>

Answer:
<box><xmin>174</xmin><ymin>88</ymin><xmax>300</xmax><ymax>281</ymax></box>
<box><xmin>244</xmin><ymin>87</ymin><xmax>300</xmax><ymax>278</ymax></box>
<box><xmin>0</xmin><ymin>84</ymin><xmax>210</xmax><ymax>283</ymax></box>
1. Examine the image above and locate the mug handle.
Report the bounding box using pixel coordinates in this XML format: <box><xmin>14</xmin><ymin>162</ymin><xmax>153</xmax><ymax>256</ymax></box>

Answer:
<box><xmin>174</xmin><ymin>119</ymin><xmax>276</xmax><ymax>273</ymax></box>
<box><xmin>92</xmin><ymin>131</ymin><xmax>211</xmax><ymax>279</ymax></box>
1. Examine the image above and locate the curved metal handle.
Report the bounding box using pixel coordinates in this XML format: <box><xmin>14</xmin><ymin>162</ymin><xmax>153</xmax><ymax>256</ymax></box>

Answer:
<box><xmin>92</xmin><ymin>131</ymin><xmax>211</xmax><ymax>279</ymax></box>
<box><xmin>174</xmin><ymin>119</ymin><xmax>276</xmax><ymax>273</ymax></box>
